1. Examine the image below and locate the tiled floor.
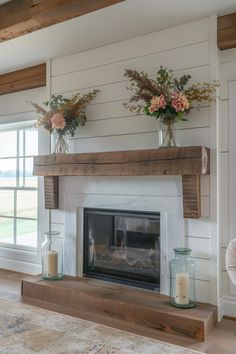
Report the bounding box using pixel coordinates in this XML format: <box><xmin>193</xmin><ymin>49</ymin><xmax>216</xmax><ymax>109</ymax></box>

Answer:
<box><xmin>0</xmin><ymin>269</ymin><xmax>235</xmax><ymax>354</ymax></box>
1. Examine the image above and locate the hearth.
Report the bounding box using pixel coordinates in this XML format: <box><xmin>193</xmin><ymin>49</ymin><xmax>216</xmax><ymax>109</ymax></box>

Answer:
<box><xmin>83</xmin><ymin>208</ymin><xmax>160</xmax><ymax>290</ymax></box>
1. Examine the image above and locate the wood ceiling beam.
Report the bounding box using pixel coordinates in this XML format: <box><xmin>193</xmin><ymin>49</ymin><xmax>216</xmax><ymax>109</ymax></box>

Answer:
<box><xmin>0</xmin><ymin>63</ymin><xmax>46</xmax><ymax>96</ymax></box>
<box><xmin>218</xmin><ymin>12</ymin><xmax>236</xmax><ymax>50</ymax></box>
<box><xmin>0</xmin><ymin>0</ymin><xmax>125</xmax><ymax>43</ymax></box>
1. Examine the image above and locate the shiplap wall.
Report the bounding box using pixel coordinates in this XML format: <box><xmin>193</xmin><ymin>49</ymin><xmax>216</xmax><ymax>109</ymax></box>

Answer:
<box><xmin>49</xmin><ymin>17</ymin><xmax>216</xmax><ymax>303</ymax></box>
<box><xmin>0</xmin><ymin>88</ymin><xmax>46</xmax><ymax>125</ymax></box>
<box><xmin>219</xmin><ymin>48</ymin><xmax>236</xmax><ymax>315</ymax></box>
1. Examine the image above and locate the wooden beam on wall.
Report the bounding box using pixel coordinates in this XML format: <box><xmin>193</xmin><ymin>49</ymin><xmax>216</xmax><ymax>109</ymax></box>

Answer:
<box><xmin>0</xmin><ymin>63</ymin><xmax>46</xmax><ymax>96</ymax></box>
<box><xmin>0</xmin><ymin>0</ymin><xmax>125</xmax><ymax>43</ymax></box>
<box><xmin>182</xmin><ymin>175</ymin><xmax>201</xmax><ymax>219</ymax></box>
<box><xmin>218</xmin><ymin>12</ymin><xmax>236</xmax><ymax>50</ymax></box>
<box><xmin>33</xmin><ymin>147</ymin><xmax>210</xmax><ymax>218</ymax></box>
<box><xmin>44</xmin><ymin>176</ymin><xmax>59</xmax><ymax>209</ymax></box>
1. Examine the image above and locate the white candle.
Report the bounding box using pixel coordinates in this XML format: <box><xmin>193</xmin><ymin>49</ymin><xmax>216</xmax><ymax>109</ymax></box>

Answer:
<box><xmin>47</xmin><ymin>250</ymin><xmax>58</xmax><ymax>277</ymax></box>
<box><xmin>175</xmin><ymin>272</ymin><xmax>189</xmax><ymax>305</ymax></box>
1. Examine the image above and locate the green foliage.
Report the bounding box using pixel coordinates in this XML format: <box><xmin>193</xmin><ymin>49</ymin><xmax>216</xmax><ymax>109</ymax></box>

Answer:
<box><xmin>124</xmin><ymin>66</ymin><xmax>218</xmax><ymax>126</ymax></box>
<box><xmin>32</xmin><ymin>90</ymin><xmax>99</xmax><ymax>137</ymax></box>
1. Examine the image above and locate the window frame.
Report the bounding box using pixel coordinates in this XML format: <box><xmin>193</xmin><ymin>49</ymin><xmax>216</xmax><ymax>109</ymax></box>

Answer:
<box><xmin>0</xmin><ymin>121</ymin><xmax>49</xmax><ymax>265</ymax></box>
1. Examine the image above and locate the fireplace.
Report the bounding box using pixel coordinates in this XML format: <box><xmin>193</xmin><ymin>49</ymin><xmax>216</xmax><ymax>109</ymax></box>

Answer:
<box><xmin>83</xmin><ymin>208</ymin><xmax>160</xmax><ymax>290</ymax></box>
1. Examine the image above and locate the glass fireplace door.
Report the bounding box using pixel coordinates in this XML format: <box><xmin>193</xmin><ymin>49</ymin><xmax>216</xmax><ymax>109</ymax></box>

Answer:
<box><xmin>84</xmin><ymin>209</ymin><xmax>160</xmax><ymax>290</ymax></box>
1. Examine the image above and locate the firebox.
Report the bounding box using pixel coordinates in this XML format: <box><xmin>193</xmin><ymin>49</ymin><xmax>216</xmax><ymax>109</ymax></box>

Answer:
<box><xmin>83</xmin><ymin>208</ymin><xmax>160</xmax><ymax>290</ymax></box>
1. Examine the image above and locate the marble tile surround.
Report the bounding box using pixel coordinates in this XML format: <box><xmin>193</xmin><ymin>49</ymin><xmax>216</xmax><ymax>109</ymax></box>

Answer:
<box><xmin>0</xmin><ymin>297</ymin><xmax>203</xmax><ymax>354</ymax></box>
<box><xmin>61</xmin><ymin>177</ymin><xmax>185</xmax><ymax>297</ymax></box>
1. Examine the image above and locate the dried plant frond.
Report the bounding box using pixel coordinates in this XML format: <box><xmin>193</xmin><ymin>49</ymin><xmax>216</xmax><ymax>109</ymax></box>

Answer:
<box><xmin>32</xmin><ymin>89</ymin><xmax>99</xmax><ymax>137</ymax></box>
<box><xmin>124</xmin><ymin>66</ymin><xmax>219</xmax><ymax>123</ymax></box>
<box><xmin>185</xmin><ymin>82</ymin><xmax>219</xmax><ymax>103</ymax></box>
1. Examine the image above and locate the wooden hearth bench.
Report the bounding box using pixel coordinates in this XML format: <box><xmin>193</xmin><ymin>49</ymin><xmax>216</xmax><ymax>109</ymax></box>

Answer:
<box><xmin>33</xmin><ymin>146</ymin><xmax>210</xmax><ymax>219</ymax></box>
<box><xmin>21</xmin><ymin>275</ymin><xmax>216</xmax><ymax>342</ymax></box>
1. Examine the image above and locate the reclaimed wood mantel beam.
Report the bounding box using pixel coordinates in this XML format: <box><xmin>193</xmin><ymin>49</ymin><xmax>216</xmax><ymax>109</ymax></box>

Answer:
<box><xmin>0</xmin><ymin>0</ymin><xmax>125</xmax><ymax>43</ymax></box>
<box><xmin>33</xmin><ymin>146</ymin><xmax>210</xmax><ymax>219</ymax></box>
<box><xmin>218</xmin><ymin>12</ymin><xmax>236</xmax><ymax>50</ymax></box>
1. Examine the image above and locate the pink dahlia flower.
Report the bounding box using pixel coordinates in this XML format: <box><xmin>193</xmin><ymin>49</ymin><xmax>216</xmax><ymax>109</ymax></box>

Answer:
<box><xmin>51</xmin><ymin>113</ymin><xmax>66</xmax><ymax>129</ymax></box>
<box><xmin>171</xmin><ymin>92</ymin><xmax>190</xmax><ymax>112</ymax></box>
<box><xmin>149</xmin><ymin>94</ymin><xmax>166</xmax><ymax>113</ymax></box>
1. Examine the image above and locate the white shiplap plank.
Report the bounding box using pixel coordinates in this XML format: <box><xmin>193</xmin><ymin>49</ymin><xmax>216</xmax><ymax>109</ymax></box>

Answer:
<box><xmin>229</xmin><ymin>82</ymin><xmax>236</xmax><ymax>243</ymax></box>
<box><xmin>221</xmin><ymin>271</ymin><xmax>229</xmax><ymax>297</ymax></box>
<box><xmin>51</xmin><ymin>223</ymin><xmax>65</xmax><ymax>235</ymax></box>
<box><xmin>86</xmin><ymin>100</ymin><xmax>210</xmax><ymax>127</ymax></box>
<box><xmin>185</xmin><ymin>236</ymin><xmax>210</xmax><ymax>259</ymax></box>
<box><xmin>220</xmin><ymin>152</ymin><xmax>229</xmax><ymax>247</ymax></box>
<box><xmin>69</xmin><ymin>131</ymin><xmax>158</xmax><ymax>152</ymax></box>
<box><xmin>229</xmin><ymin>279</ymin><xmax>236</xmax><ymax>297</ymax></box>
<box><xmin>220</xmin><ymin>47</ymin><xmax>236</xmax><ymax>64</ymax></box>
<box><xmin>220</xmin><ymin>61</ymin><xmax>236</xmax><ymax>100</ymax></box>
<box><xmin>201</xmin><ymin>175</ymin><xmax>210</xmax><ymax>197</ymax></box>
<box><xmin>51</xmin><ymin>210</ymin><xmax>65</xmax><ymax>225</ymax></box>
<box><xmin>59</xmin><ymin>65</ymin><xmax>210</xmax><ymax>104</ymax></box>
<box><xmin>175</xmin><ymin>127</ymin><xmax>210</xmax><ymax>147</ymax></box>
<box><xmin>196</xmin><ymin>280</ymin><xmax>211</xmax><ymax>303</ymax></box>
<box><xmin>52</xmin><ymin>18</ymin><xmax>209</xmax><ymax>76</ymax></box>
<box><xmin>219</xmin><ymin>99</ymin><xmax>229</xmax><ymax>152</ymax></box>
<box><xmin>74</xmin><ymin>114</ymin><xmax>210</xmax><ymax>140</ymax></box>
<box><xmin>69</xmin><ymin>127</ymin><xmax>210</xmax><ymax>153</ymax></box>
<box><xmin>201</xmin><ymin>196</ymin><xmax>210</xmax><ymax>218</ymax></box>
<box><xmin>185</xmin><ymin>219</ymin><xmax>211</xmax><ymax>238</ymax></box>
<box><xmin>51</xmin><ymin>42</ymin><xmax>210</xmax><ymax>94</ymax></box>
<box><xmin>75</xmin><ymin>120</ymin><xmax>211</xmax><ymax>142</ymax></box>
<box><xmin>0</xmin><ymin>88</ymin><xmax>46</xmax><ymax>116</ymax></box>
<box><xmin>194</xmin><ymin>258</ymin><xmax>211</xmax><ymax>281</ymax></box>
<box><xmin>0</xmin><ymin>111</ymin><xmax>34</xmax><ymax>125</ymax></box>
<box><xmin>86</xmin><ymin>100</ymin><xmax>135</xmax><ymax>120</ymax></box>
<box><xmin>221</xmin><ymin>247</ymin><xmax>226</xmax><ymax>271</ymax></box>
<box><xmin>76</xmin><ymin>115</ymin><xmax>157</xmax><ymax>138</ymax></box>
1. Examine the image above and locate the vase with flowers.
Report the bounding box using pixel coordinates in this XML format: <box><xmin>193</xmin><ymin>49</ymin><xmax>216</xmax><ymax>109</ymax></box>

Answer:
<box><xmin>124</xmin><ymin>67</ymin><xmax>218</xmax><ymax>147</ymax></box>
<box><xmin>32</xmin><ymin>90</ymin><xmax>99</xmax><ymax>154</ymax></box>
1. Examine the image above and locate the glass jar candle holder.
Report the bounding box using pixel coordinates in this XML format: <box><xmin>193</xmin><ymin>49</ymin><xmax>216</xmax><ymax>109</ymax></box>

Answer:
<box><xmin>42</xmin><ymin>231</ymin><xmax>64</xmax><ymax>280</ymax></box>
<box><xmin>169</xmin><ymin>248</ymin><xmax>196</xmax><ymax>308</ymax></box>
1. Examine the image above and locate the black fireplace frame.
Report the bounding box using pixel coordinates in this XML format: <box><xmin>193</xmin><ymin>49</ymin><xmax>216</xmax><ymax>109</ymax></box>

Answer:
<box><xmin>83</xmin><ymin>208</ymin><xmax>160</xmax><ymax>291</ymax></box>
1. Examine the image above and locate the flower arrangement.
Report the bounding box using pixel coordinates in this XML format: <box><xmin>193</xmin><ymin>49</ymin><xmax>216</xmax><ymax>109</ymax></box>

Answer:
<box><xmin>124</xmin><ymin>67</ymin><xmax>218</xmax><ymax>147</ymax></box>
<box><xmin>32</xmin><ymin>90</ymin><xmax>99</xmax><ymax>153</ymax></box>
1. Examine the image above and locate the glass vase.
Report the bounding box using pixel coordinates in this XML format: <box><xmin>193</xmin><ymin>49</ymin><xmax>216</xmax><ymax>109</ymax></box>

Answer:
<box><xmin>42</xmin><ymin>231</ymin><xmax>64</xmax><ymax>280</ymax></box>
<box><xmin>169</xmin><ymin>248</ymin><xmax>196</xmax><ymax>308</ymax></box>
<box><xmin>54</xmin><ymin>133</ymin><xmax>69</xmax><ymax>154</ymax></box>
<box><xmin>159</xmin><ymin>120</ymin><xmax>177</xmax><ymax>148</ymax></box>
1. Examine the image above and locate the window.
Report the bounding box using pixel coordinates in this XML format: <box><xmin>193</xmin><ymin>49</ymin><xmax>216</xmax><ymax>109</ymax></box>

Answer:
<box><xmin>0</xmin><ymin>126</ymin><xmax>38</xmax><ymax>250</ymax></box>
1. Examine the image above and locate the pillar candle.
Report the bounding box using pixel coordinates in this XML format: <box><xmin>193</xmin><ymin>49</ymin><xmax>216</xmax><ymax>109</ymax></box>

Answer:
<box><xmin>175</xmin><ymin>272</ymin><xmax>189</xmax><ymax>305</ymax></box>
<box><xmin>47</xmin><ymin>250</ymin><xmax>58</xmax><ymax>277</ymax></box>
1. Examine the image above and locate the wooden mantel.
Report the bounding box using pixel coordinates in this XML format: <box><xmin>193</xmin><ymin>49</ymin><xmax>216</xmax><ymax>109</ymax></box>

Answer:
<box><xmin>33</xmin><ymin>146</ymin><xmax>210</xmax><ymax>219</ymax></box>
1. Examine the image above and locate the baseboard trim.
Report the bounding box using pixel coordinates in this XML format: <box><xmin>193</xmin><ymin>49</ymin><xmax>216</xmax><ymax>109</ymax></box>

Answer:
<box><xmin>218</xmin><ymin>296</ymin><xmax>236</xmax><ymax>320</ymax></box>
<box><xmin>0</xmin><ymin>258</ymin><xmax>41</xmax><ymax>275</ymax></box>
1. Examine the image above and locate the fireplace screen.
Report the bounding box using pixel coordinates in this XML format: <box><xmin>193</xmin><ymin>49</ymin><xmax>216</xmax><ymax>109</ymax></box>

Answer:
<box><xmin>83</xmin><ymin>208</ymin><xmax>160</xmax><ymax>290</ymax></box>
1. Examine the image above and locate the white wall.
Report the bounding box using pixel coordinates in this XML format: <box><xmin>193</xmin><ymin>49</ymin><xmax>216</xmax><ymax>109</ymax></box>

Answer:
<box><xmin>219</xmin><ymin>48</ymin><xmax>236</xmax><ymax>317</ymax></box>
<box><xmin>48</xmin><ymin>17</ymin><xmax>217</xmax><ymax>304</ymax></box>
